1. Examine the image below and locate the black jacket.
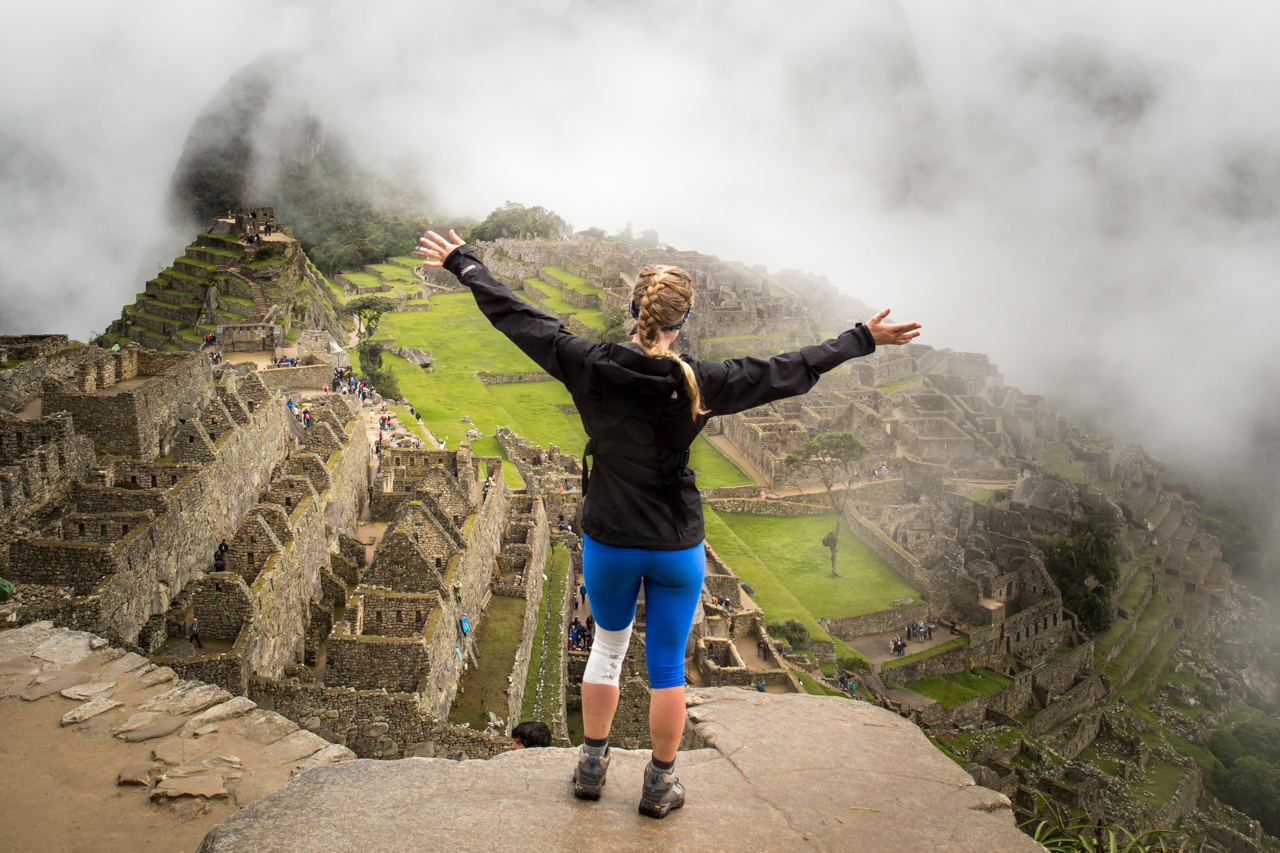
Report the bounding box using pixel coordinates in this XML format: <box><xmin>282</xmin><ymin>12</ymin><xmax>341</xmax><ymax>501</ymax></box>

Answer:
<box><xmin>444</xmin><ymin>245</ymin><xmax>876</xmax><ymax>550</ymax></box>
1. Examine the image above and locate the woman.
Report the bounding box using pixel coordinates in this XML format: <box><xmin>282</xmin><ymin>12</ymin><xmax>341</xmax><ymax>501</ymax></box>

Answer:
<box><xmin>420</xmin><ymin>229</ymin><xmax>920</xmax><ymax>818</ymax></box>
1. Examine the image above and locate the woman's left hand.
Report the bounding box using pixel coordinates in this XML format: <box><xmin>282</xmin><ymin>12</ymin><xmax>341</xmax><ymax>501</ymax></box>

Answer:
<box><xmin>866</xmin><ymin>308</ymin><xmax>922</xmax><ymax>346</ymax></box>
<box><xmin>419</xmin><ymin>230</ymin><xmax>466</xmax><ymax>266</ymax></box>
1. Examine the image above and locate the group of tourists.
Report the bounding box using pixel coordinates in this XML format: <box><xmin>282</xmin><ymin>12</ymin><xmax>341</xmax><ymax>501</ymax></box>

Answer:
<box><xmin>906</xmin><ymin>620</ymin><xmax>933</xmax><ymax>642</ymax></box>
<box><xmin>568</xmin><ymin>615</ymin><xmax>595</xmax><ymax>651</ymax></box>
<box><xmin>337</xmin><ymin>370</ymin><xmax>373</xmax><ymax>402</ymax></box>
<box><xmin>710</xmin><ymin>594</ymin><xmax>734</xmax><ymax>610</ymax></box>
<box><xmin>284</xmin><ymin>398</ymin><xmax>314</xmax><ymax>428</ymax></box>
<box><xmin>270</xmin><ymin>355</ymin><xmax>300</xmax><ymax>367</ymax></box>
<box><xmin>207</xmin><ymin>350</ymin><xmax>223</xmax><ymax>366</ymax></box>
<box><xmin>211</xmin><ymin>539</ymin><xmax>230</xmax><ymax>574</ymax></box>
<box><xmin>862</xmin><ymin>462</ymin><xmax>890</xmax><ymax>480</ymax></box>
<box><xmin>556</xmin><ymin>514</ymin><xmax>574</xmax><ymax>534</ymax></box>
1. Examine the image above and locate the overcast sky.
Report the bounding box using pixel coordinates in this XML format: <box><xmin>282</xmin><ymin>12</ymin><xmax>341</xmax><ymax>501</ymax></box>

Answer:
<box><xmin>2</xmin><ymin>0</ymin><xmax>1279</xmax><ymax>537</ymax></box>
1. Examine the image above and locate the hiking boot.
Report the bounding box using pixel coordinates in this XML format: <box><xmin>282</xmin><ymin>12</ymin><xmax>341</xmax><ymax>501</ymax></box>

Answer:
<box><xmin>572</xmin><ymin>746</ymin><xmax>610</xmax><ymax>801</ymax></box>
<box><xmin>638</xmin><ymin>759</ymin><xmax>685</xmax><ymax>819</ymax></box>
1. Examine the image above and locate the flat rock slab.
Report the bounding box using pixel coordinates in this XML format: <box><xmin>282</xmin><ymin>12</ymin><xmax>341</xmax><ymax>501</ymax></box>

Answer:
<box><xmin>103</xmin><ymin>652</ymin><xmax>151</xmax><ymax>679</ymax></box>
<box><xmin>33</xmin><ymin>630</ymin><xmax>99</xmax><ymax>664</ymax></box>
<box><xmin>133</xmin><ymin>666</ymin><xmax>176</xmax><ymax>689</ymax></box>
<box><xmin>62</xmin><ymin>695</ymin><xmax>122</xmax><ymax>726</ymax></box>
<box><xmin>118</xmin><ymin>762</ymin><xmax>161</xmax><ymax>786</ymax></box>
<box><xmin>20</xmin><ymin>671</ymin><xmax>89</xmax><ymax>701</ymax></box>
<box><xmin>123</xmin><ymin>716</ymin><xmax>187</xmax><ymax>743</ymax></box>
<box><xmin>60</xmin><ymin>681</ymin><xmax>116</xmax><ymax>701</ymax></box>
<box><xmin>259</xmin><ymin>730</ymin><xmax>329</xmax><ymax>766</ymax></box>
<box><xmin>141</xmin><ymin>681</ymin><xmax>231</xmax><ymax>716</ymax></box>
<box><xmin>153</xmin><ymin>773</ymin><xmax>230</xmax><ymax>800</ymax></box>
<box><xmin>184</xmin><ymin>697</ymin><xmax>257</xmax><ymax>734</ymax></box>
<box><xmin>0</xmin><ymin>621</ymin><xmax>58</xmax><ymax>662</ymax></box>
<box><xmin>199</xmin><ymin>688</ymin><xmax>1042</xmax><ymax>853</ymax></box>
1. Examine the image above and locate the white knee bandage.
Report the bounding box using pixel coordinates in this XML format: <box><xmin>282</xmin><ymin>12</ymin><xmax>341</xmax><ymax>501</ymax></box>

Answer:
<box><xmin>582</xmin><ymin>621</ymin><xmax>633</xmax><ymax>687</ymax></box>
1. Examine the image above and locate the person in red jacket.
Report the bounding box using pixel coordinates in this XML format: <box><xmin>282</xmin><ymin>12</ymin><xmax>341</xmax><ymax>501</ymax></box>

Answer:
<box><xmin>420</xmin><ymin>229</ymin><xmax>920</xmax><ymax>818</ymax></box>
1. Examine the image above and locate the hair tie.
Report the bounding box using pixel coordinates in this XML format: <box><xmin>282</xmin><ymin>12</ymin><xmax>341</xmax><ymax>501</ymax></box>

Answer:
<box><xmin>662</xmin><ymin>306</ymin><xmax>692</xmax><ymax>332</ymax></box>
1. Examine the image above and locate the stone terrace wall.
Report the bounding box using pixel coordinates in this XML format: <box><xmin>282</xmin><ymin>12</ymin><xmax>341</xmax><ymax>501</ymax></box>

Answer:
<box><xmin>244</xmin><ymin>415</ymin><xmax>368</xmax><ymax>680</ymax></box>
<box><xmin>475</xmin><ymin>372</ymin><xmax>553</xmax><ymax>385</ymax></box>
<box><xmin>42</xmin><ymin>351</ymin><xmax>213</xmax><ymax>460</ymax></box>
<box><xmin>0</xmin><ymin>333</ymin><xmax>69</xmax><ymax>360</ymax></box>
<box><xmin>844</xmin><ymin>506</ymin><xmax>933</xmax><ymax>604</ymax></box>
<box><xmin>250</xmin><ymin>677</ymin><xmax>511</xmax><ymax>760</ymax></box>
<box><xmin>820</xmin><ymin>603</ymin><xmax>931</xmax><ymax>641</ymax></box>
<box><xmin>0</xmin><ymin>344</ymin><xmax>99</xmax><ymax>413</ymax></box>
<box><xmin>504</xmin><ymin>496</ymin><xmax>550</xmax><ymax>730</ymax></box>
<box><xmin>0</xmin><ymin>413</ymin><xmax>96</xmax><ymax>529</ymax></box>
<box><xmin>706</xmin><ymin>498</ymin><xmax>828</xmax><ymax>516</ymax></box>
<box><xmin>882</xmin><ymin>641</ymin><xmax>972</xmax><ymax>685</ymax></box>
<box><xmin>259</xmin><ymin>364</ymin><xmax>331</xmax><ymax>391</ymax></box>
<box><xmin>1024</xmin><ymin>676</ymin><xmax>1101</xmax><ymax>738</ymax></box>
<box><xmin>88</xmin><ymin>398</ymin><xmax>292</xmax><ymax>644</ymax></box>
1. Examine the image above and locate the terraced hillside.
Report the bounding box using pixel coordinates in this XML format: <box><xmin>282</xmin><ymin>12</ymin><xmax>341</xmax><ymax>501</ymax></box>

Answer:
<box><xmin>106</xmin><ymin>217</ymin><xmax>344</xmax><ymax>351</ymax></box>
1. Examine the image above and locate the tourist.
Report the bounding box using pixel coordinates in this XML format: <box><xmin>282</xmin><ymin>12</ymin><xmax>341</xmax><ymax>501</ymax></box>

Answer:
<box><xmin>218</xmin><ymin>540</ymin><xmax>230</xmax><ymax>555</ymax></box>
<box><xmin>511</xmin><ymin>721</ymin><xmax>552</xmax><ymax>749</ymax></box>
<box><xmin>418</xmin><ymin>228</ymin><xmax>918</xmax><ymax>819</ymax></box>
<box><xmin>189</xmin><ymin>616</ymin><xmax>203</xmax><ymax>649</ymax></box>
<box><xmin>756</xmin><ymin>679</ymin><xmax>766</xmax><ymax>693</ymax></box>
<box><xmin>926</xmin><ymin>623</ymin><xmax>933</xmax><ymax>641</ymax></box>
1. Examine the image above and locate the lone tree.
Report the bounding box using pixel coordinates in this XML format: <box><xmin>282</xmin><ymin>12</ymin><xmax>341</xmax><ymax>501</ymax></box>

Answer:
<box><xmin>785</xmin><ymin>432</ymin><xmax>869</xmax><ymax>577</ymax></box>
<box><xmin>342</xmin><ymin>295</ymin><xmax>397</xmax><ymax>341</ymax></box>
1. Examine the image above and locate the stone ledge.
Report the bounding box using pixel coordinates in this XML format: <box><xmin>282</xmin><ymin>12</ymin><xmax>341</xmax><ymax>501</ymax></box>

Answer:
<box><xmin>198</xmin><ymin>687</ymin><xmax>1041</xmax><ymax>853</ymax></box>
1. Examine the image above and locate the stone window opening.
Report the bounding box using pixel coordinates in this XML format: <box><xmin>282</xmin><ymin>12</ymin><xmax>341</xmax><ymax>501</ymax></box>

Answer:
<box><xmin>285</xmin><ymin>497</ymin><xmax>292</xmax><ymax>508</ymax></box>
<box><xmin>170</xmin><ymin>475</ymin><xmax>177</xmax><ymax>485</ymax></box>
<box><xmin>78</xmin><ymin>523</ymin><xmax>85</xmax><ymax>535</ymax></box>
<box><xmin>247</xmin><ymin>551</ymin><xmax>254</xmax><ymax>565</ymax></box>
<box><xmin>396</xmin><ymin>611</ymin><xmax>402</xmax><ymax>622</ymax></box>
<box><xmin>416</xmin><ymin>610</ymin><xmax>422</xmax><ymax>623</ymax></box>
<box><xmin>1053</xmin><ymin>613</ymin><xmax>1058</xmax><ymax>626</ymax></box>
<box><xmin>452</xmin><ymin>515</ymin><xmax>460</xmax><ymax>525</ymax></box>
<box><xmin>131</xmin><ymin>475</ymin><xmax>138</xmax><ymax>485</ymax></box>
<box><xmin>188</xmin><ymin>436</ymin><xmax>194</xmax><ymax>444</ymax></box>
<box><xmin>150</xmin><ymin>475</ymin><xmax>157</xmax><ymax>488</ymax></box>
<box><xmin>435</xmin><ymin>556</ymin><xmax>442</xmax><ymax>568</ymax></box>
<box><xmin>122</xmin><ymin>525</ymin><xmax>128</xmax><ymax>536</ymax></box>
<box><xmin>208</xmin><ymin>432</ymin><xmax>217</xmax><ymax>442</ymax></box>
<box><xmin>100</xmin><ymin>525</ymin><xmax>107</xmax><ymax>537</ymax></box>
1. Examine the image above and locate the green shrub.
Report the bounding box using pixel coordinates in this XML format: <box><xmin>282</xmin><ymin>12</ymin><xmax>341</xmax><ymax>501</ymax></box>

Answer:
<box><xmin>767</xmin><ymin>618</ymin><xmax>810</xmax><ymax>650</ymax></box>
<box><xmin>836</xmin><ymin>652</ymin><xmax>870</xmax><ymax>673</ymax></box>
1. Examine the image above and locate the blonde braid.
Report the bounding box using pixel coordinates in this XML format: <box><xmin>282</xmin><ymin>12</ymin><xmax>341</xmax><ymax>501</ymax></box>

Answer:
<box><xmin>632</xmin><ymin>265</ymin><xmax>707</xmax><ymax>420</ymax></box>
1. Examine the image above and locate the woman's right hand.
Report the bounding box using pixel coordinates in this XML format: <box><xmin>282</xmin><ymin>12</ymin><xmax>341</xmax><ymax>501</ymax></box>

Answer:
<box><xmin>419</xmin><ymin>230</ymin><xmax>466</xmax><ymax>266</ymax></box>
<box><xmin>866</xmin><ymin>308</ymin><xmax>922</xmax><ymax>346</ymax></box>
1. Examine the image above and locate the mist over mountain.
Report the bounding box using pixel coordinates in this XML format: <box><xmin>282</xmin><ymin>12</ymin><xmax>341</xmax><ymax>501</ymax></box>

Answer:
<box><xmin>167</xmin><ymin>54</ymin><xmax>430</xmax><ymax>274</ymax></box>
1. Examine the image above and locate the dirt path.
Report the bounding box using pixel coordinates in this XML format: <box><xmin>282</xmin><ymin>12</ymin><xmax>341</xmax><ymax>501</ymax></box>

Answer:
<box><xmin>0</xmin><ymin>623</ymin><xmax>356</xmax><ymax>853</ymax></box>
<box><xmin>1</xmin><ymin>687</ymin><xmax>237</xmax><ymax>853</ymax></box>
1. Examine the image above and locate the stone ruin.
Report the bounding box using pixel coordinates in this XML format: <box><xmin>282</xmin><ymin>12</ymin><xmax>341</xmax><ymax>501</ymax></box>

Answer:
<box><xmin>0</xmin><ymin>336</ymin><xmax>562</xmax><ymax>763</ymax></box>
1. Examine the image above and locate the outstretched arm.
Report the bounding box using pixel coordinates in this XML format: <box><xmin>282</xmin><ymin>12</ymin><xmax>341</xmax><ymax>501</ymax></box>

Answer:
<box><xmin>419</xmin><ymin>230</ymin><xmax>594</xmax><ymax>387</ymax></box>
<box><xmin>699</xmin><ymin>309</ymin><xmax>921</xmax><ymax>417</ymax></box>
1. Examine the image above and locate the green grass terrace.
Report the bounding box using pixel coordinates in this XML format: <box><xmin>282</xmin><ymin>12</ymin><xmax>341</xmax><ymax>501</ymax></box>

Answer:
<box><xmin>702</xmin><ymin>509</ymin><xmax>921</xmax><ymax>673</ymax></box>
<box><xmin>354</xmin><ymin>293</ymin><xmax>752</xmax><ymax>490</ymax></box>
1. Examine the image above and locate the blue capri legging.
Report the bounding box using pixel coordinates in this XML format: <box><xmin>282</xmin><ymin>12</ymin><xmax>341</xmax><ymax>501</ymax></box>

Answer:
<box><xmin>582</xmin><ymin>534</ymin><xmax>706</xmax><ymax>689</ymax></box>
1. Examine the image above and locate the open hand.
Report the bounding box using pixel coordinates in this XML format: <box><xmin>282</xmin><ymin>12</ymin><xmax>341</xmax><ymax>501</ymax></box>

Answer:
<box><xmin>866</xmin><ymin>308</ymin><xmax>922</xmax><ymax>346</ymax></box>
<box><xmin>418</xmin><ymin>230</ymin><xmax>466</xmax><ymax>266</ymax></box>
